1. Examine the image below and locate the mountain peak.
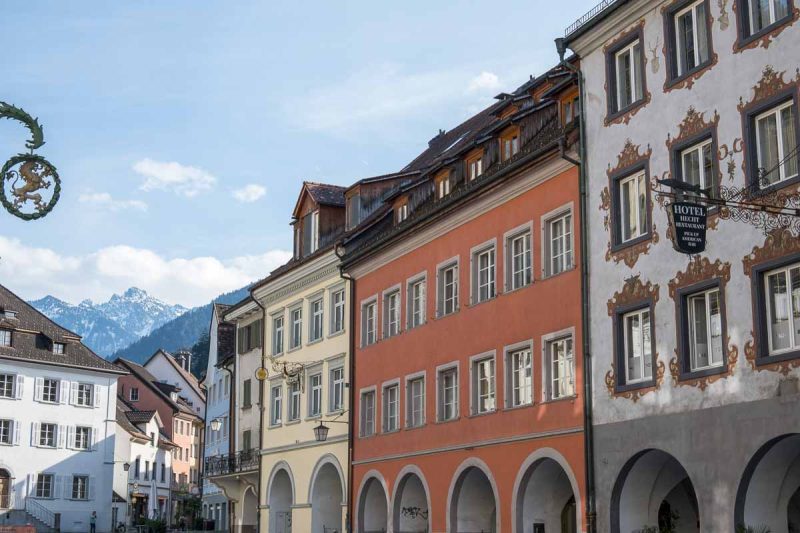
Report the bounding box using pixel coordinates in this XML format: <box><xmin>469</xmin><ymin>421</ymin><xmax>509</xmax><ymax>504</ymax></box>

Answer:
<box><xmin>123</xmin><ymin>287</ymin><xmax>148</xmax><ymax>300</ymax></box>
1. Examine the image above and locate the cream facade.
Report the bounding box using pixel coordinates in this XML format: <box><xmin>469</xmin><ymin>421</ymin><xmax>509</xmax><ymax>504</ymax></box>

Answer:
<box><xmin>254</xmin><ymin>248</ymin><xmax>350</xmax><ymax>533</ymax></box>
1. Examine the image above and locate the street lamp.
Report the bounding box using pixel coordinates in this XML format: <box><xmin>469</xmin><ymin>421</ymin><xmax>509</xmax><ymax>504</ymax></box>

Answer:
<box><xmin>210</xmin><ymin>418</ymin><xmax>222</xmax><ymax>432</ymax></box>
<box><xmin>123</xmin><ymin>462</ymin><xmax>131</xmax><ymax>472</ymax></box>
<box><xmin>313</xmin><ymin>422</ymin><xmax>330</xmax><ymax>442</ymax></box>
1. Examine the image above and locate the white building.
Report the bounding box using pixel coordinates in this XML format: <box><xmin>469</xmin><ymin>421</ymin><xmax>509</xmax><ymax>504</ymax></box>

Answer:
<box><xmin>0</xmin><ymin>283</ymin><xmax>126</xmax><ymax>533</ymax></box>
<box><xmin>112</xmin><ymin>399</ymin><xmax>175</xmax><ymax>528</ymax></box>
<box><xmin>143</xmin><ymin>349</ymin><xmax>205</xmax><ymax>418</ymax></box>
<box><xmin>202</xmin><ymin>303</ymin><xmax>235</xmax><ymax>531</ymax></box>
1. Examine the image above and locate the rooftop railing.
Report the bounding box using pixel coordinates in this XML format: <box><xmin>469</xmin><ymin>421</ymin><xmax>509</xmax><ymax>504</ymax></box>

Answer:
<box><xmin>564</xmin><ymin>0</ymin><xmax>618</xmax><ymax>36</ymax></box>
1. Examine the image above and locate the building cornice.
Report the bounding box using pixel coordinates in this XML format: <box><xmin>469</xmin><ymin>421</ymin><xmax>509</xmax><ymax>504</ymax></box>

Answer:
<box><xmin>252</xmin><ymin>251</ymin><xmax>341</xmax><ymax>308</ymax></box>
<box><xmin>259</xmin><ymin>433</ymin><xmax>348</xmax><ymax>455</ymax></box>
<box><xmin>568</xmin><ymin>0</ymin><xmax>653</xmax><ymax>56</ymax></box>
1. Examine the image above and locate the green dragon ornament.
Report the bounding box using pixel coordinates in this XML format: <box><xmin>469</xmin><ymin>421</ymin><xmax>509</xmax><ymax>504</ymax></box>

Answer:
<box><xmin>0</xmin><ymin>101</ymin><xmax>60</xmax><ymax>220</ymax></box>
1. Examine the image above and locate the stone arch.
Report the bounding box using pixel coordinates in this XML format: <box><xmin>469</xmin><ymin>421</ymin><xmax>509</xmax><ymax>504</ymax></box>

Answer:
<box><xmin>356</xmin><ymin>470</ymin><xmax>389</xmax><ymax>533</ymax></box>
<box><xmin>267</xmin><ymin>464</ymin><xmax>295</xmax><ymax>533</ymax></box>
<box><xmin>310</xmin><ymin>455</ymin><xmax>346</xmax><ymax>533</ymax></box>
<box><xmin>241</xmin><ymin>485</ymin><xmax>258</xmax><ymax>533</ymax></box>
<box><xmin>447</xmin><ymin>457</ymin><xmax>501</xmax><ymax>533</ymax></box>
<box><xmin>611</xmin><ymin>449</ymin><xmax>699</xmax><ymax>533</ymax></box>
<box><xmin>735</xmin><ymin>433</ymin><xmax>800</xmax><ymax>533</ymax></box>
<box><xmin>511</xmin><ymin>447</ymin><xmax>582</xmax><ymax>533</ymax></box>
<box><xmin>391</xmin><ymin>465</ymin><xmax>432</xmax><ymax>533</ymax></box>
<box><xmin>307</xmin><ymin>453</ymin><xmax>347</xmax><ymax>504</ymax></box>
<box><xmin>0</xmin><ymin>466</ymin><xmax>11</xmax><ymax>510</ymax></box>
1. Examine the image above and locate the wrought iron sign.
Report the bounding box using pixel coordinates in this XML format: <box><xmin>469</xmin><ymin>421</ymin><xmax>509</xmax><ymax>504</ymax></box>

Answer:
<box><xmin>0</xmin><ymin>102</ymin><xmax>60</xmax><ymax>220</ymax></box>
<box><xmin>668</xmin><ymin>202</ymin><xmax>707</xmax><ymax>254</ymax></box>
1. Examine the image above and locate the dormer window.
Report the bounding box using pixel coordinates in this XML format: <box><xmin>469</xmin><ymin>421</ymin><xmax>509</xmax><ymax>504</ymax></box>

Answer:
<box><xmin>0</xmin><ymin>330</ymin><xmax>10</xmax><ymax>347</ymax></box>
<box><xmin>563</xmin><ymin>95</ymin><xmax>580</xmax><ymax>125</ymax></box>
<box><xmin>500</xmin><ymin>127</ymin><xmax>521</xmax><ymax>162</ymax></box>
<box><xmin>3</xmin><ymin>310</ymin><xmax>16</xmax><ymax>319</ymax></box>
<box><xmin>301</xmin><ymin>210</ymin><xmax>320</xmax><ymax>256</ymax></box>
<box><xmin>396</xmin><ymin>203</ymin><xmax>408</xmax><ymax>223</ymax></box>
<box><xmin>346</xmin><ymin>193</ymin><xmax>362</xmax><ymax>230</ymax></box>
<box><xmin>465</xmin><ymin>150</ymin><xmax>484</xmax><ymax>181</ymax></box>
<box><xmin>435</xmin><ymin>170</ymin><xmax>452</xmax><ymax>199</ymax></box>
<box><xmin>52</xmin><ymin>342</ymin><xmax>65</xmax><ymax>355</ymax></box>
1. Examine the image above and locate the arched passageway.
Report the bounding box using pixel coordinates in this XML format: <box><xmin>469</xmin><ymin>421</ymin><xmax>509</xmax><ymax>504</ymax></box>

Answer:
<box><xmin>269</xmin><ymin>469</ymin><xmax>294</xmax><ymax>533</ymax></box>
<box><xmin>611</xmin><ymin>449</ymin><xmax>699</xmax><ymax>533</ymax></box>
<box><xmin>0</xmin><ymin>469</ymin><xmax>10</xmax><ymax>509</ymax></box>
<box><xmin>241</xmin><ymin>487</ymin><xmax>258</xmax><ymax>533</ymax></box>
<box><xmin>311</xmin><ymin>462</ymin><xmax>344</xmax><ymax>533</ymax></box>
<box><xmin>392</xmin><ymin>471</ymin><xmax>430</xmax><ymax>533</ymax></box>
<box><xmin>736</xmin><ymin>434</ymin><xmax>800</xmax><ymax>533</ymax></box>
<box><xmin>358</xmin><ymin>476</ymin><xmax>388</xmax><ymax>533</ymax></box>
<box><xmin>515</xmin><ymin>457</ymin><xmax>578</xmax><ymax>533</ymax></box>
<box><xmin>450</xmin><ymin>465</ymin><xmax>498</xmax><ymax>533</ymax></box>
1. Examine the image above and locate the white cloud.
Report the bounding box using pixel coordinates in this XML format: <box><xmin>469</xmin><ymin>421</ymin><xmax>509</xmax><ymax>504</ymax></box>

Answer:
<box><xmin>134</xmin><ymin>158</ymin><xmax>217</xmax><ymax>197</ymax></box>
<box><xmin>287</xmin><ymin>64</ymin><xmax>506</xmax><ymax>137</ymax></box>
<box><xmin>232</xmin><ymin>184</ymin><xmax>266</xmax><ymax>203</ymax></box>
<box><xmin>78</xmin><ymin>191</ymin><xmax>148</xmax><ymax>212</ymax></box>
<box><xmin>0</xmin><ymin>236</ymin><xmax>291</xmax><ymax>308</ymax></box>
<box><xmin>468</xmin><ymin>71</ymin><xmax>501</xmax><ymax>93</ymax></box>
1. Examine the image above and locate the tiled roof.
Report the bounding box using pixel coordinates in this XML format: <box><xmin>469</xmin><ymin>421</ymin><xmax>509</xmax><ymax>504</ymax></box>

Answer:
<box><xmin>305</xmin><ymin>182</ymin><xmax>346</xmax><ymax>207</ymax></box>
<box><xmin>116</xmin><ymin>404</ymin><xmax>149</xmax><ymax>441</ymax></box>
<box><xmin>0</xmin><ymin>284</ymin><xmax>126</xmax><ymax>374</ymax></box>
<box><xmin>126</xmin><ymin>409</ymin><xmax>157</xmax><ymax>423</ymax></box>
<box><xmin>114</xmin><ymin>357</ymin><xmax>201</xmax><ymax>419</ymax></box>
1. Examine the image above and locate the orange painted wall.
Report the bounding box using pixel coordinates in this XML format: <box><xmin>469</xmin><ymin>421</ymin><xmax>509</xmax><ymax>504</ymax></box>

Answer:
<box><xmin>350</xmin><ymin>163</ymin><xmax>586</xmax><ymax>531</ymax></box>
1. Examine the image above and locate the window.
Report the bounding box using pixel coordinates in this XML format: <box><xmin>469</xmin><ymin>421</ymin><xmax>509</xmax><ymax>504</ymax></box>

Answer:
<box><xmin>743</xmin><ymin>0</ymin><xmax>791</xmax><ymax>36</ymax></box>
<box><xmin>764</xmin><ymin>262</ymin><xmax>800</xmax><ymax>354</ymax></box>
<box><xmin>75</xmin><ymin>383</ymin><xmax>93</xmax><ymax>407</ymax></box>
<box><xmin>309</xmin><ymin>373</ymin><xmax>322</xmax><ymax>417</ymax></box>
<box><xmin>290</xmin><ymin>307</ymin><xmax>303</xmax><ymax>349</ymax></box>
<box><xmin>302</xmin><ymin>210</ymin><xmax>320</xmax><ymax>256</ymax></box>
<box><xmin>272</xmin><ymin>315</ymin><xmax>284</xmax><ymax>355</ymax></box>
<box><xmin>0</xmin><ymin>330</ymin><xmax>11</xmax><ymax>347</ymax></box>
<box><xmin>679</xmin><ymin>138</ymin><xmax>716</xmax><ymax>197</ymax></box>
<box><xmin>41</xmin><ymin>379</ymin><xmax>59</xmax><ymax>403</ymax></box>
<box><xmin>347</xmin><ymin>193</ymin><xmax>361</xmax><ymax>230</ymax></box>
<box><xmin>407</xmin><ymin>277</ymin><xmax>426</xmax><ymax>329</ymax></box>
<box><xmin>288</xmin><ymin>381</ymin><xmax>301</xmax><ymax>421</ymax></box>
<box><xmin>753</xmin><ymin>100</ymin><xmax>798</xmax><ymax>186</ymax></box>
<box><xmin>546</xmin><ymin>337</ymin><xmax>575</xmax><ymax>400</ymax></box>
<box><xmin>330</xmin><ymin>367</ymin><xmax>345</xmax><ymax>412</ymax></box>
<box><xmin>242</xmin><ymin>379</ymin><xmax>252</xmax><ymax>408</ymax></box>
<box><xmin>671</xmin><ymin>0</ymin><xmax>711</xmax><ymax>78</ymax></box>
<box><xmin>310</xmin><ymin>298</ymin><xmax>324</xmax><ymax>342</ymax></box>
<box><xmin>238</xmin><ymin>319</ymin><xmax>263</xmax><ymax>353</ymax></box>
<box><xmin>360</xmin><ymin>390</ymin><xmax>375</xmax><ymax>437</ymax></box>
<box><xmin>472</xmin><ymin>245</ymin><xmax>496</xmax><ymax>304</ymax></box>
<box><xmin>144</xmin><ymin>461</ymin><xmax>150</xmax><ymax>480</ymax></box>
<box><xmin>507</xmin><ymin>347</ymin><xmax>533</xmax><ymax>407</ymax></box>
<box><xmin>563</xmin><ymin>95</ymin><xmax>580</xmax><ymax>125</ymax></box>
<box><xmin>383</xmin><ymin>289</ymin><xmax>401</xmax><ymax>338</ymax></box>
<box><xmin>407</xmin><ymin>376</ymin><xmax>425</xmax><ymax>428</ymax></box>
<box><xmin>546</xmin><ymin>211</ymin><xmax>574</xmax><ymax>276</ymax></box>
<box><xmin>242</xmin><ymin>430</ymin><xmax>252</xmax><ymax>451</ymax></box>
<box><xmin>161</xmin><ymin>463</ymin><xmax>165</xmax><ymax>482</ymax></box>
<box><xmin>52</xmin><ymin>342</ymin><xmax>65</xmax><ymax>355</ymax></box>
<box><xmin>382</xmin><ymin>383</ymin><xmax>399</xmax><ymax>432</ymax></box>
<box><xmin>611</xmin><ymin>39</ymin><xmax>645</xmax><ymax>113</ymax></box>
<box><xmin>438</xmin><ymin>366</ymin><xmax>458</xmax><ymax>421</ymax></box>
<box><xmin>3</xmin><ymin>310</ymin><xmax>16</xmax><ymax>319</ymax></box>
<box><xmin>467</xmin><ymin>155</ymin><xmax>483</xmax><ymax>180</ymax></box>
<box><xmin>507</xmin><ymin>229</ymin><xmax>532</xmax><ymax>291</ymax></box>
<box><xmin>501</xmin><ymin>129</ymin><xmax>521</xmax><ymax>161</ymax></box>
<box><xmin>437</xmin><ymin>260</ymin><xmax>459</xmax><ymax>317</ymax></box>
<box><xmin>396</xmin><ymin>203</ymin><xmax>409</xmax><ymax>223</ymax></box>
<box><xmin>331</xmin><ymin>289</ymin><xmax>346</xmax><ymax>334</ymax></box>
<box><xmin>361</xmin><ymin>300</ymin><xmax>377</xmax><ymax>346</ymax></box>
<box><xmin>270</xmin><ymin>384</ymin><xmax>282</xmax><ymax>425</ymax></box>
<box><xmin>686</xmin><ymin>287</ymin><xmax>724</xmax><ymax>370</ymax></box>
<box><xmin>135</xmin><ymin>458</ymin><xmax>140</xmax><ymax>478</ymax></box>
<box><xmin>437</xmin><ymin>174</ymin><xmax>451</xmax><ymax>198</ymax></box>
<box><xmin>617</xmin><ymin>171</ymin><xmax>648</xmax><ymax>244</ymax></box>
<box><xmin>471</xmin><ymin>356</ymin><xmax>495</xmax><ymax>414</ymax></box>
<box><xmin>35</xmin><ymin>474</ymin><xmax>54</xmax><ymax>498</ymax></box>
<box><xmin>623</xmin><ymin>308</ymin><xmax>654</xmax><ymax>384</ymax></box>
<box><xmin>71</xmin><ymin>475</ymin><xmax>89</xmax><ymax>500</ymax></box>
<box><xmin>0</xmin><ymin>419</ymin><xmax>12</xmax><ymax>444</ymax></box>
<box><xmin>74</xmin><ymin>426</ymin><xmax>91</xmax><ymax>450</ymax></box>
<box><xmin>130</xmin><ymin>387</ymin><xmax>139</xmax><ymax>402</ymax></box>
<box><xmin>39</xmin><ymin>423</ymin><xmax>56</xmax><ymax>447</ymax></box>
<box><xmin>0</xmin><ymin>374</ymin><xmax>14</xmax><ymax>398</ymax></box>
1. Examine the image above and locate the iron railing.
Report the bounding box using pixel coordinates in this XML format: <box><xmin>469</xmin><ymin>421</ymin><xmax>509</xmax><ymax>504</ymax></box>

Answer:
<box><xmin>204</xmin><ymin>449</ymin><xmax>259</xmax><ymax>477</ymax></box>
<box><xmin>564</xmin><ymin>0</ymin><xmax>618</xmax><ymax>36</ymax></box>
<box><xmin>25</xmin><ymin>497</ymin><xmax>55</xmax><ymax>528</ymax></box>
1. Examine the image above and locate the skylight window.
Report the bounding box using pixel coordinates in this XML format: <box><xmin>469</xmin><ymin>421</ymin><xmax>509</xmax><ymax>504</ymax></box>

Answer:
<box><xmin>442</xmin><ymin>132</ymin><xmax>470</xmax><ymax>153</ymax></box>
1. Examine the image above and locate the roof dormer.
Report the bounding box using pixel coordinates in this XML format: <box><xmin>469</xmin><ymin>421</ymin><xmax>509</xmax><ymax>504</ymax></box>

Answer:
<box><xmin>434</xmin><ymin>169</ymin><xmax>453</xmax><ymax>199</ymax></box>
<box><xmin>499</xmin><ymin>125</ymin><xmax>521</xmax><ymax>162</ymax></box>
<box><xmin>291</xmin><ymin>182</ymin><xmax>346</xmax><ymax>259</ymax></box>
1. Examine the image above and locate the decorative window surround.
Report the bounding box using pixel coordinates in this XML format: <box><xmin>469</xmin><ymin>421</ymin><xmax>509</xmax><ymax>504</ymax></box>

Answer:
<box><xmin>603</xmin><ymin>21</ymin><xmax>651</xmax><ymax>126</ymax></box>
<box><xmin>662</xmin><ymin>0</ymin><xmax>718</xmax><ymax>92</ymax></box>
<box><xmin>733</xmin><ymin>0</ymin><xmax>799</xmax><ymax>53</ymax></box>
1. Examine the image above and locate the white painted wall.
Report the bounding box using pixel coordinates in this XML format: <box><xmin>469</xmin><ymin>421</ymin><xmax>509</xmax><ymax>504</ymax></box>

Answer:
<box><xmin>0</xmin><ymin>359</ymin><xmax>119</xmax><ymax>533</ymax></box>
<box><xmin>144</xmin><ymin>353</ymin><xmax>205</xmax><ymax>417</ymax></box>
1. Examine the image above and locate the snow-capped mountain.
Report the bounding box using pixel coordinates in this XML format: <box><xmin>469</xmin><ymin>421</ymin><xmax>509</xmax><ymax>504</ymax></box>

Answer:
<box><xmin>30</xmin><ymin>288</ymin><xmax>187</xmax><ymax>357</ymax></box>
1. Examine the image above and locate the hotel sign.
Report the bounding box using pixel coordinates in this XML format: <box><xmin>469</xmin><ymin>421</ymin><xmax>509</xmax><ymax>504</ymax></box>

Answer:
<box><xmin>669</xmin><ymin>202</ymin><xmax>707</xmax><ymax>254</ymax></box>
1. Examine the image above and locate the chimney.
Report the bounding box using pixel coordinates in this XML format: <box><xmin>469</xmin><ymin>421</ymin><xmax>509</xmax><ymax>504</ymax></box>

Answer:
<box><xmin>428</xmin><ymin>129</ymin><xmax>446</xmax><ymax>148</ymax></box>
<box><xmin>174</xmin><ymin>349</ymin><xmax>192</xmax><ymax>372</ymax></box>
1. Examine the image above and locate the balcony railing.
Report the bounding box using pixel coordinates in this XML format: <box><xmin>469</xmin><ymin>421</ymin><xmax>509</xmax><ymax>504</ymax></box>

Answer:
<box><xmin>204</xmin><ymin>448</ymin><xmax>259</xmax><ymax>477</ymax></box>
<box><xmin>564</xmin><ymin>0</ymin><xmax>618</xmax><ymax>36</ymax></box>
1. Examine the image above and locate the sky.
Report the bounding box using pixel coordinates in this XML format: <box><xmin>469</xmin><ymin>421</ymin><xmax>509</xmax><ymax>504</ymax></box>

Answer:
<box><xmin>0</xmin><ymin>0</ymin><xmax>593</xmax><ymax>308</ymax></box>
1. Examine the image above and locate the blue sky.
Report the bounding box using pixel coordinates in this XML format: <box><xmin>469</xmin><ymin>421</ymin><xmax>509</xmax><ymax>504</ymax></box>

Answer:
<box><xmin>1</xmin><ymin>0</ymin><xmax>592</xmax><ymax>307</ymax></box>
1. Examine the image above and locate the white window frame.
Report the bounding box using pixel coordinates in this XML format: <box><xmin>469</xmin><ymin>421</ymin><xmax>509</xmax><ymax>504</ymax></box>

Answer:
<box><xmin>0</xmin><ymin>373</ymin><xmax>15</xmax><ymax>399</ymax></box>
<box><xmin>468</xmin><ymin>157</ymin><xmax>483</xmax><ymax>180</ymax></box>
<box><xmin>469</xmin><ymin>351</ymin><xmax>496</xmax><ymax>415</ymax></box>
<box><xmin>542</xmin><ymin>204</ymin><xmax>574</xmax><ymax>277</ymax></box>
<box><xmin>359</xmin><ymin>387</ymin><xmax>376</xmax><ymax>437</ymax></box>
<box><xmin>680</xmin><ymin>138</ymin><xmax>715</xmax><ymax>194</ymax></box>
<box><xmin>396</xmin><ymin>203</ymin><xmax>409</xmax><ymax>223</ymax></box>
<box><xmin>272</xmin><ymin>312</ymin><xmax>285</xmax><ymax>356</ymax></box>
<box><xmin>308</xmin><ymin>371</ymin><xmax>323</xmax><ymax>417</ymax></box>
<box><xmin>436</xmin><ymin>361</ymin><xmax>460</xmax><ymax>422</ymax></box>
<box><xmin>289</xmin><ymin>305</ymin><xmax>303</xmax><ymax>350</ymax></box>
<box><xmin>0</xmin><ymin>330</ymin><xmax>11</xmax><ymax>347</ymax></box>
<box><xmin>52</xmin><ymin>342</ymin><xmax>65</xmax><ymax>355</ymax></box>
<box><xmin>288</xmin><ymin>380</ymin><xmax>301</xmax><ymax>422</ymax></box>
<box><xmin>406</xmin><ymin>272</ymin><xmax>427</xmax><ymax>329</ymax></box>
<box><xmin>614</xmin><ymin>39</ymin><xmax>643</xmax><ymax>111</ymax></box>
<box><xmin>0</xmin><ymin>419</ymin><xmax>13</xmax><ymax>445</ymax></box>
<box><xmin>269</xmin><ymin>382</ymin><xmax>283</xmax><ymax>426</ymax></box>
<box><xmin>41</xmin><ymin>378</ymin><xmax>59</xmax><ymax>404</ymax></box>
<box><xmin>381</xmin><ymin>380</ymin><xmax>400</xmax><ymax>433</ymax></box>
<box><xmin>622</xmin><ymin>307</ymin><xmax>654</xmax><ymax>384</ymax></box>
<box><xmin>129</xmin><ymin>387</ymin><xmax>139</xmax><ymax>402</ymax></box>
<box><xmin>504</xmin><ymin>223</ymin><xmax>533</xmax><ymax>292</ymax></box>
<box><xmin>764</xmin><ymin>262</ymin><xmax>800</xmax><ymax>355</ymax></box>
<box><xmin>438</xmin><ymin>176</ymin><xmax>451</xmax><ymax>198</ymax></box>
<box><xmin>39</xmin><ymin>422</ymin><xmax>57</xmax><ymax>448</ymax></box>
<box><xmin>309</xmin><ymin>296</ymin><xmax>324</xmax><ymax>343</ymax></box>
<box><xmin>330</xmin><ymin>286</ymin><xmax>346</xmax><ymax>335</ymax></box>
<box><xmin>436</xmin><ymin>256</ymin><xmax>460</xmax><ymax>317</ymax></box>
<box><xmin>361</xmin><ymin>296</ymin><xmax>378</xmax><ymax>347</ymax></box>
<box><xmin>383</xmin><ymin>286</ymin><xmax>401</xmax><ymax>338</ymax></box>
<box><xmin>505</xmin><ymin>341</ymin><xmax>534</xmax><ymax>408</ymax></box>
<box><xmin>329</xmin><ymin>363</ymin><xmax>346</xmax><ymax>413</ymax></box>
<box><xmin>617</xmin><ymin>171</ymin><xmax>647</xmax><ymax>244</ymax></box>
<box><xmin>405</xmin><ymin>371</ymin><xmax>426</xmax><ymax>428</ymax></box>
<box><xmin>543</xmin><ymin>329</ymin><xmax>576</xmax><ymax>401</ymax></box>
<box><xmin>74</xmin><ymin>426</ymin><xmax>92</xmax><ymax>451</ymax></box>
<box><xmin>471</xmin><ymin>240</ymin><xmax>497</xmax><ymax>305</ymax></box>
<box><xmin>674</xmin><ymin>0</ymin><xmax>710</xmax><ymax>76</ymax></box>
<box><xmin>747</xmin><ymin>0</ymin><xmax>791</xmax><ymax>35</ymax></box>
<box><xmin>35</xmin><ymin>473</ymin><xmax>54</xmax><ymax>499</ymax></box>
<box><xmin>310</xmin><ymin>210</ymin><xmax>320</xmax><ymax>254</ymax></box>
<box><xmin>686</xmin><ymin>287</ymin><xmax>724</xmax><ymax>370</ymax></box>
<box><xmin>754</xmin><ymin>100</ymin><xmax>798</xmax><ymax>185</ymax></box>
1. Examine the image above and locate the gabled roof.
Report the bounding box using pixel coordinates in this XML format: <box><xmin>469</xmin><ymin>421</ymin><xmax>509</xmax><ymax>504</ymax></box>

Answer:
<box><xmin>144</xmin><ymin>348</ymin><xmax>203</xmax><ymax>399</ymax></box>
<box><xmin>0</xmin><ymin>284</ymin><xmax>126</xmax><ymax>375</ymax></box>
<box><xmin>291</xmin><ymin>181</ymin><xmax>347</xmax><ymax>219</ymax></box>
<box><xmin>114</xmin><ymin>357</ymin><xmax>202</xmax><ymax>420</ymax></box>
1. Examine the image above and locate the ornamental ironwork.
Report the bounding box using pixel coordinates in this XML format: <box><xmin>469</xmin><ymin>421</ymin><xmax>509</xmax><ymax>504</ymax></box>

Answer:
<box><xmin>0</xmin><ymin>102</ymin><xmax>59</xmax><ymax>220</ymax></box>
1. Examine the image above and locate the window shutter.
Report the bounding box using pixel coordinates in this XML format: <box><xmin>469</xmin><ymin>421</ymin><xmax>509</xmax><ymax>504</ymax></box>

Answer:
<box><xmin>15</xmin><ymin>375</ymin><xmax>23</xmax><ymax>399</ymax></box>
<box><xmin>34</xmin><ymin>377</ymin><xmax>43</xmax><ymax>402</ymax></box>
<box><xmin>27</xmin><ymin>474</ymin><xmax>35</xmax><ymax>498</ymax></box>
<box><xmin>91</xmin><ymin>427</ymin><xmax>98</xmax><ymax>451</ymax></box>
<box><xmin>70</xmin><ymin>382</ymin><xmax>78</xmax><ymax>405</ymax></box>
<box><xmin>58</xmin><ymin>425</ymin><xmax>67</xmax><ymax>448</ymax></box>
<box><xmin>12</xmin><ymin>420</ymin><xmax>20</xmax><ymax>445</ymax></box>
<box><xmin>67</xmin><ymin>426</ymin><xmax>75</xmax><ymax>450</ymax></box>
<box><xmin>59</xmin><ymin>381</ymin><xmax>69</xmax><ymax>404</ymax></box>
<box><xmin>93</xmin><ymin>384</ymin><xmax>101</xmax><ymax>407</ymax></box>
<box><xmin>54</xmin><ymin>475</ymin><xmax>63</xmax><ymax>499</ymax></box>
<box><xmin>31</xmin><ymin>422</ymin><xmax>39</xmax><ymax>446</ymax></box>
<box><xmin>237</xmin><ymin>329</ymin><xmax>244</xmax><ymax>353</ymax></box>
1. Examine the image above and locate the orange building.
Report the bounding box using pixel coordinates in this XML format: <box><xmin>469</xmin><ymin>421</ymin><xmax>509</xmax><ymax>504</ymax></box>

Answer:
<box><xmin>342</xmin><ymin>66</ymin><xmax>587</xmax><ymax>533</ymax></box>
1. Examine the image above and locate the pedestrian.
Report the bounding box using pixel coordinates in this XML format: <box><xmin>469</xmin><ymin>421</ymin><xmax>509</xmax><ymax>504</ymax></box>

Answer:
<box><xmin>90</xmin><ymin>511</ymin><xmax>97</xmax><ymax>533</ymax></box>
